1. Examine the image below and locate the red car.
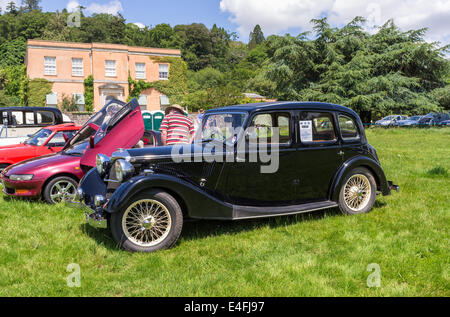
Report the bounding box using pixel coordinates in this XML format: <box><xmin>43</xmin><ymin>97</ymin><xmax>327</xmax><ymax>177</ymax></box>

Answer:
<box><xmin>0</xmin><ymin>123</ymin><xmax>81</xmax><ymax>172</ymax></box>
<box><xmin>1</xmin><ymin>99</ymin><xmax>154</xmax><ymax>204</ymax></box>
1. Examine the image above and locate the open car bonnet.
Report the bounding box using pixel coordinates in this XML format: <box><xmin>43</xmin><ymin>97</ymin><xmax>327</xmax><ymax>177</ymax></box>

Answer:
<box><xmin>63</xmin><ymin>98</ymin><xmax>144</xmax><ymax>167</ymax></box>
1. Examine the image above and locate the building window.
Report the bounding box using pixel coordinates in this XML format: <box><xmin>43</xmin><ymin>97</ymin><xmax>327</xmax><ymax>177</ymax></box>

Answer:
<box><xmin>44</xmin><ymin>57</ymin><xmax>56</xmax><ymax>75</ymax></box>
<box><xmin>73</xmin><ymin>93</ymin><xmax>85</xmax><ymax>105</ymax></box>
<box><xmin>46</xmin><ymin>92</ymin><xmax>58</xmax><ymax>106</ymax></box>
<box><xmin>105</xmin><ymin>60</ymin><xmax>116</xmax><ymax>77</ymax></box>
<box><xmin>72</xmin><ymin>58</ymin><xmax>83</xmax><ymax>77</ymax></box>
<box><xmin>135</xmin><ymin>63</ymin><xmax>146</xmax><ymax>80</ymax></box>
<box><xmin>160</xmin><ymin>95</ymin><xmax>170</xmax><ymax>106</ymax></box>
<box><xmin>138</xmin><ymin>95</ymin><xmax>147</xmax><ymax>106</ymax></box>
<box><xmin>159</xmin><ymin>64</ymin><xmax>169</xmax><ymax>80</ymax></box>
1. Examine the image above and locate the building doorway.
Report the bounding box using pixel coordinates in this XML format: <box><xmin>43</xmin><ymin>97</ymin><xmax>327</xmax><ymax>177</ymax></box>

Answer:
<box><xmin>99</xmin><ymin>84</ymin><xmax>125</xmax><ymax>106</ymax></box>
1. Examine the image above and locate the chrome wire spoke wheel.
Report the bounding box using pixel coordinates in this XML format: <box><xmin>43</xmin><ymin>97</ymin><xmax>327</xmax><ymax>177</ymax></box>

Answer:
<box><xmin>50</xmin><ymin>181</ymin><xmax>77</xmax><ymax>203</ymax></box>
<box><xmin>343</xmin><ymin>174</ymin><xmax>371</xmax><ymax>212</ymax></box>
<box><xmin>122</xmin><ymin>199</ymin><xmax>172</xmax><ymax>247</ymax></box>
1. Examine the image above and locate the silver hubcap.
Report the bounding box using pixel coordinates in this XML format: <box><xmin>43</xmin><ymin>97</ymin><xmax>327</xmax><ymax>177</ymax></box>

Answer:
<box><xmin>344</xmin><ymin>174</ymin><xmax>372</xmax><ymax>212</ymax></box>
<box><xmin>50</xmin><ymin>180</ymin><xmax>77</xmax><ymax>203</ymax></box>
<box><xmin>122</xmin><ymin>199</ymin><xmax>172</xmax><ymax>247</ymax></box>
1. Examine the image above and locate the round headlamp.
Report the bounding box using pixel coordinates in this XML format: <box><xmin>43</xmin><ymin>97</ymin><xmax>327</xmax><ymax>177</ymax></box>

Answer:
<box><xmin>114</xmin><ymin>159</ymin><xmax>134</xmax><ymax>183</ymax></box>
<box><xmin>96</xmin><ymin>154</ymin><xmax>111</xmax><ymax>176</ymax></box>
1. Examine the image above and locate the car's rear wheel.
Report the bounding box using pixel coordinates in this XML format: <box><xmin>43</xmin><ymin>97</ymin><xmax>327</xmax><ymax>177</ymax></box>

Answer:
<box><xmin>43</xmin><ymin>176</ymin><xmax>78</xmax><ymax>204</ymax></box>
<box><xmin>338</xmin><ymin>167</ymin><xmax>376</xmax><ymax>215</ymax></box>
<box><xmin>110</xmin><ymin>189</ymin><xmax>183</xmax><ymax>253</ymax></box>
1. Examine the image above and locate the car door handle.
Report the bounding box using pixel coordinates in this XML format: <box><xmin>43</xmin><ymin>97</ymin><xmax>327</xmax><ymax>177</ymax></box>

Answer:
<box><xmin>338</xmin><ymin>151</ymin><xmax>345</xmax><ymax>156</ymax></box>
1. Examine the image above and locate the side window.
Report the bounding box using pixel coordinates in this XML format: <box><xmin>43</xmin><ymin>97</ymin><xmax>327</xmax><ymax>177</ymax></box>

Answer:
<box><xmin>25</xmin><ymin>112</ymin><xmax>35</xmax><ymax>125</ymax></box>
<box><xmin>299</xmin><ymin>112</ymin><xmax>336</xmax><ymax>143</ymax></box>
<box><xmin>47</xmin><ymin>132</ymin><xmax>71</xmax><ymax>147</ymax></box>
<box><xmin>11</xmin><ymin>111</ymin><xmax>24</xmax><ymax>126</ymax></box>
<box><xmin>277</xmin><ymin>114</ymin><xmax>290</xmax><ymax>144</ymax></box>
<box><xmin>36</xmin><ymin>111</ymin><xmax>55</xmax><ymax>125</ymax></box>
<box><xmin>0</xmin><ymin>111</ymin><xmax>7</xmax><ymax>125</ymax></box>
<box><xmin>339</xmin><ymin>115</ymin><xmax>359</xmax><ymax>140</ymax></box>
<box><xmin>249</xmin><ymin>112</ymin><xmax>291</xmax><ymax>144</ymax></box>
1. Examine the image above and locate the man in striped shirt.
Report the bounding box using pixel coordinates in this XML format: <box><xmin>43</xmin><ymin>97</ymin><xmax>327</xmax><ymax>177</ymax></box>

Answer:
<box><xmin>160</xmin><ymin>104</ymin><xmax>195</xmax><ymax>146</ymax></box>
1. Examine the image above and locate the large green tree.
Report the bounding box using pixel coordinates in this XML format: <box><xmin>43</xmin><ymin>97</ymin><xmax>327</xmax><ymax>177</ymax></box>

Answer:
<box><xmin>263</xmin><ymin>17</ymin><xmax>449</xmax><ymax>121</ymax></box>
<box><xmin>21</xmin><ymin>0</ymin><xmax>41</xmax><ymax>12</ymax></box>
<box><xmin>248</xmin><ymin>24</ymin><xmax>265</xmax><ymax>50</ymax></box>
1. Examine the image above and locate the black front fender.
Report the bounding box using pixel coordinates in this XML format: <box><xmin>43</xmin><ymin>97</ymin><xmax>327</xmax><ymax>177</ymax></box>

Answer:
<box><xmin>105</xmin><ymin>173</ymin><xmax>233</xmax><ymax>219</ymax></box>
<box><xmin>329</xmin><ymin>156</ymin><xmax>390</xmax><ymax>202</ymax></box>
<box><xmin>79</xmin><ymin>168</ymin><xmax>107</xmax><ymax>206</ymax></box>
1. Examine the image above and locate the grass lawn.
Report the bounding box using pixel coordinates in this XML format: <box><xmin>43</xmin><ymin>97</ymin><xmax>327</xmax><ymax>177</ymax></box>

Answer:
<box><xmin>0</xmin><ymin>128</ymin><xmax>448</xmax><ymax>297</ymax></box>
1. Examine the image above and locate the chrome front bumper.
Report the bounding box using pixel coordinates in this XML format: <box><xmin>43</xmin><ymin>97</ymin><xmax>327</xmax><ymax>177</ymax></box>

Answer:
<box><xmin>85</xmin><ymin>212</ymin><xmax>108</xmax><ymax>229</ymax></box>
<box><xmin>66</xmin><ymin>200</ymin><xmax>108</xmax><ymax>229</ymax></box>
<box><xmin>388</xmin><ymin>181</ymin><xmax>400</xmax><ymax>193</ymax></box>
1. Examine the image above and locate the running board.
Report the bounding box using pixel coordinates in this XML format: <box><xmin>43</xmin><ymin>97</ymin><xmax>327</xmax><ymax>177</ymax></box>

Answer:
<box><xmin>232</xmin><ymin>200</ymin><xmax>338</xmax><ymax>220</ymax></box>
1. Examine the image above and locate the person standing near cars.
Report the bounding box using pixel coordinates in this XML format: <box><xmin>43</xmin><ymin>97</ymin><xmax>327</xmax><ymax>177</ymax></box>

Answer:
<box><xmin>160</xmin><ymin>104</ymin><xmax>195</xmax><ymax>146</ymax></box>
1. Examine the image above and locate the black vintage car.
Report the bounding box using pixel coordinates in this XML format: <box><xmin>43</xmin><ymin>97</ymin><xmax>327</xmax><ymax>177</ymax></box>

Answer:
<box><xmin>74</xmin><ymin>101</ymin><xmax>398</xmax><ymax>253</ymax></box>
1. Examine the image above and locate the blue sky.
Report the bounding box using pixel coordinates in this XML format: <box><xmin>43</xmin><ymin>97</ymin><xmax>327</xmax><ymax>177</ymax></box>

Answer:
<box><xmin>2</xmin><ymin>0</ymin><xmax>449</xmax><ymax>45</ymax></box>
<box><xmin>40</xmin><ymin>0</ymin><xmax>244</xmax><ymax>37</ymax></box>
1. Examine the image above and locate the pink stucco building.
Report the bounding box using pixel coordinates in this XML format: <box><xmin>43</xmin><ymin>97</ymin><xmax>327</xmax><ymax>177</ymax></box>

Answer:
<box><xmin>26</xmin><ymin>40</ymin><xmax>181</xmax><ymax>112</ymax></box>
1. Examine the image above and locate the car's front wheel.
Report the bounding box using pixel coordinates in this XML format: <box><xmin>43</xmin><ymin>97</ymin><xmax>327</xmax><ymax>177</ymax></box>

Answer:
<box><xmin>110</xmin><ymin>189</ymin><xmax>183</xmax><ymax>253</ymax></box>
<box><xmin>338</xmin><ymin>167</ymin><xmax>377</xmax><ymax>215</ymax></box>
<box><xmin>43</xmin><ymin>176</ymin><xmax>78</xmax><ymax>204</ymax></box>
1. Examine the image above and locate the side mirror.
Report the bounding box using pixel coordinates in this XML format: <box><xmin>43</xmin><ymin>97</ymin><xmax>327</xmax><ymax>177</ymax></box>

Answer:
<box><xmin>89</xmin><ymin>135</ymin><xmax>95</xmax><ymax>149</ymax></box>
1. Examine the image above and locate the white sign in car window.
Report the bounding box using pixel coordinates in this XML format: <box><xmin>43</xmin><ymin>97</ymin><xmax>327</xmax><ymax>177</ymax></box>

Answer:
<box><xmin>300</xmin><ymin>120</ymin><xmax>313</xmax><ymax>142</ymax></box>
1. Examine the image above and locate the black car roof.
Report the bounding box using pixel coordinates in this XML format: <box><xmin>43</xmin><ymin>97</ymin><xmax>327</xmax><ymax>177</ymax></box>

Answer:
<box><xmin>0</xmin><ymin>106</ymin><xmax>62</xmax><ymax>114</ymax></box>
<box><xmin>206</xmin><ymin>101</ymin><xmax>359</xmax><ymax>117</ymax></box>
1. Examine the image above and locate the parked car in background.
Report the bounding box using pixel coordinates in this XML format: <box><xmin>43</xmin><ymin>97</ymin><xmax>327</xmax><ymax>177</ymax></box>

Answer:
<box><xmin>0</xmin><ymin>107</ymin><xmax>72</xmax><ymax>146</ymax></box>
<box><xmin>437</xmin><ymin>119</ymin><xmax>450</xmax><ymax>126</ymax></box>
<box><xmin>0</xmin><ymin>123</ymin><xmax>80</xmax><ymax>172</ymax></box>
<box><xmin>395</xmin><ymin>115</ymin><xmax>424</xmax><ymax>127</ymax></box>
<box><xmin>73</xmin><ymin>101</ymin><xmax>399</xmax><ymax>253</ymax></box>
<box><xmin>1</xmin><ymin>99</ymin><xmax>160</xmax><ymax>204</ymax></box>
<box><xmin>418</xmin><ymin>112</ymin><xmax>450</xmax><ymax>126</ymax></box>
<box><xmin>375</xmin><ymin>115</ymin><xmax>408</xmax><ymax>127</ymax></box>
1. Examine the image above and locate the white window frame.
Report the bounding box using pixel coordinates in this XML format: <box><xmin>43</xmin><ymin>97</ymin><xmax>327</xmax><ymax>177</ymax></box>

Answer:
<box><xmin>138</xmin><ymin>94</ymin><xmax>147</xmax><ymax>106</ymax></box>
<box><xmin>105</xmin><ymin>60</ymin><xmax>116</xmax><ymax>77</ymax></box>
<box><xmin>44</xmin><ymin>57</ymin><xmax>56</xmax><ymax>76</ymax></box>
<box><xmin>73</xmin><ymin>93</ymin><xmax>85</xmax><ymax>105</ymax></box>
<box><xmin>135</xmin><ymin>63</ymin><xmax>146</xmax><ymax>80</ymax></box>
<box><xmin>159</xmin><ymin>64</ymin><xmax>169</xmax><ymax>80</ymax></box>
<box><xmin>72</xmin><ymin>58</ymin><xmax>84</xmax><ymax>77</ymax></box>
<box><xmin>46</xmin><ymin>92</ymin><xmax>58</xmax><ymax>106</ymax></box>
<box><xmin>160</xmin><ymin>95</ymin><xmax>170</xmax><ymax>106</ymax></box>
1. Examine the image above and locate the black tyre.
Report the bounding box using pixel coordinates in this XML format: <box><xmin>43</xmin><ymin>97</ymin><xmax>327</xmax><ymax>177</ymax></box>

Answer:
<box><xmin>43</xmin><ymin>176</ymin><xmax>78</xmax><ymax>204</ymax></box>
<box><xmin>338</xmin><ymin>167</ymin><xmax>377</xmax><ymax>215</ymax></box>
<box><xmin>110</xmin><ymin>189</ymin><xmax>183</xmax><ymax>253</ymax></box>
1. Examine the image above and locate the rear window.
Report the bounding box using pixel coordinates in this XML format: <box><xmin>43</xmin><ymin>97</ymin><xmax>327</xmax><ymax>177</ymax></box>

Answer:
<box><xmin>36</xmin><ymin>111</ymin><xmax>55</xmax><ymax>125</ymax></box>
<box><xmin>338</xmin><ymin>115</ymin><xmax>359</xmax><ymax>140</ymax></box>
<box><xmin>299</xmin><ymin>112</ymin><xmax>336</xmax><ymax>143</ymax></box>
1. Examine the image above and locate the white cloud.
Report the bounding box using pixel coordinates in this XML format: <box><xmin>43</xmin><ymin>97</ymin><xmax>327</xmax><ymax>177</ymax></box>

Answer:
<box><xmin>220</xmin><ymin>0</ymin><xmax>450</xmax><ymax>44</ymax></box>
<box><xmin>133</xmin><ymin>22</ymin><xmax>146</xmax><ymax>29</ymax></box>
<box><xmin>86</xmin><ymin>0</ymin><xmax>123</xmax><ymax>15</ymax></box>
<box><xmin>66</xmin><ymin>0</ymin><xmax>123</xmax><ymax>15</ymax></box>
<box><xmin>67</xmin><ymin>0</ymin><xmax>80</xmax><ymax>13</ymax></box>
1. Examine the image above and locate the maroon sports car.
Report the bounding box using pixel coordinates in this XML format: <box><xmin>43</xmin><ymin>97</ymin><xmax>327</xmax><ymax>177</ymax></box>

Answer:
<box><xmin>1</xmin><ymin>99</ymin><xmax>157</xmax><ymax>204</ymax></box>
